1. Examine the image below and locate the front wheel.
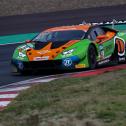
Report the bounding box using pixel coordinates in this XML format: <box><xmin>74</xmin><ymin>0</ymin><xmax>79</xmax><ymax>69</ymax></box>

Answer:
<box><xmin>11</xmin><ymin>64</ymin><xmax>27</xmax><ymax>75</ymax></box>
<box><xmin>88</xmin><ymin>45</ymin><xmax>97</xmax><ymax>69</ymax></box>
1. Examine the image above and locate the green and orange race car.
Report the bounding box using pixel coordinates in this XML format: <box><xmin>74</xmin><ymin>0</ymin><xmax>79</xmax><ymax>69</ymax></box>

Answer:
<box><xmin>11</xmin><ymin>23</ymin><xmax>126</xmax><ymax>74</ymax></box>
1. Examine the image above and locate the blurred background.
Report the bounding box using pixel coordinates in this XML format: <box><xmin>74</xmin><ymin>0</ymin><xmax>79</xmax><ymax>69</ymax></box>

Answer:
<box><xmin>0</xmin><ymin>0</ymin><xmax>126</xmax><ymax>16</ymax></box>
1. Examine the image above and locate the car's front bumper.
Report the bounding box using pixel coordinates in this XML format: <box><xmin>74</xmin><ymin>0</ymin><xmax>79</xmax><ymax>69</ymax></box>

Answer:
<box><xmin>11</xmin><ymin>59</ymin><xmax>63</xmax><ymax>71</ymax></box>
<box><xmin>11</xmin><ymin>56</ymin><xmax>82</xmax><ymax>72</ymax></box>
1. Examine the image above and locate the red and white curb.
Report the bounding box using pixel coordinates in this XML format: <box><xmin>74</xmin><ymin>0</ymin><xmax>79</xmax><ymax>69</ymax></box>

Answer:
<box><xmin>0</xmin><ymin>86</ymin><xmax>30</xmax><ymax>110</ymax></box>
<box><xmin>72</xmin><ymin>64</ymin><xmax>126</xmax><ymax>78</ymax></box>
<box><xmin>0</xmin><ymin>76</ymin><xmax>57</xmax><ymax>110</ymax></box>
<box><xmin>1</xmin><ymin>64</ymin><xmax>126</xmax><ymax>110</ymax></box>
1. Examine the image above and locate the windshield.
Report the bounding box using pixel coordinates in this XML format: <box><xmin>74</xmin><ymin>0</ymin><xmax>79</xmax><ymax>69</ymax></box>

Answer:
<box><xmin>33</xmin><ymin>30</ymin><xmax>85</xmax><ymax>42</ymax></box>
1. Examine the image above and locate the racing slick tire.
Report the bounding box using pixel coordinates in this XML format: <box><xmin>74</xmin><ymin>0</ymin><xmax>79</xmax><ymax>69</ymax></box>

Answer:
<box><xmin>88</xmin><ymin>45</ymin><xmax>97</xmax><ymax>69</ymax></box>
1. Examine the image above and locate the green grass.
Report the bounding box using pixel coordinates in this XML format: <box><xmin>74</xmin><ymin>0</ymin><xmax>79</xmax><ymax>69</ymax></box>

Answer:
<box><xmin>1</xmin><ymin>70</ymin><xmax>126</xmax><ymax>126</ymax></box>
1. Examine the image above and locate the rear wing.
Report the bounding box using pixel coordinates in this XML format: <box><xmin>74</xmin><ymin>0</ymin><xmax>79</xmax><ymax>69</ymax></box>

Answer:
<box><xmin>82</xmin><ymin>20</ymin><xmax>126</xmax><ymax>31</ymax></box>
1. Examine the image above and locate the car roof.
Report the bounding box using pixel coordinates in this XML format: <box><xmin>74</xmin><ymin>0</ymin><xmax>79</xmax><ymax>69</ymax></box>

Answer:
<box><xmin>44</xmin><ymin>24</ymin><xmax>91</xmax><ymax>32</ymax></box>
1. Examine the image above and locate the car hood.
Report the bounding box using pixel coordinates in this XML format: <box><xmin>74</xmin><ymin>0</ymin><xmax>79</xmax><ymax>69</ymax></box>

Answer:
<box><xmin>34</xmin><ymin>40</ymin><xmax>72</xmax><ymax>50</ymax></box>
<box><xmin>21</xmin><ymin>40</ymin><xmax>80</xmax><ymax>61</ymax></box>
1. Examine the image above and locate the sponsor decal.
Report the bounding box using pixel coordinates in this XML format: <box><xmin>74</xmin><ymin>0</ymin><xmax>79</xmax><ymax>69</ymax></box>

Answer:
<box><xmin>114</xmin><ymin>36</ymin><xmax>125</xmax><ymax>56</ymax></box>
<box><xmin>62</xmin><ymin>49</ymin><xmax>75</xmax><ymax>57</ymax></box>
<box><xmin>33</xmin><ymin>57</ymin><xmax>42</xmax><ymax>61</ymax></box>
<box><xmin>19</xmin><ymin>45</ymin><xmax>30</xmax><ymax>51</ymax></box>
<box><xmin>41</xmin><ymin>56</ymin><xmax>49</xmax><ymax>61</ymax></box>
<box><xmin>19</xmin><ymin>52</ymin><xmax>26</xmax><ymax>58</ymax></box>
<box><xmin>98</xmin><ymin>59</ymin><xmax>110</xmax><ymax>65</ymax></box>
<box><xmin>37</xmin><ymin>50</ymin><xmax>50</xmax><ymax>54</ymax></box>
<box><xmin>118</xmin><ymin>32</ymin><xmax>126</xmax><ymax>37</ymax></box>
<box><xmin>17</xmin><ymin>52</ymin><xmax>26</xmax><ymax>59</ymax></box>
<box><xmin>33</xmin><ymin>56</ymin><xmax>49</xmax><ymax>61</ymax></box>
<box><xmin>62</xmin><ymin>58</ymin><xmax>73</xmax><ymax>67</ymax></box>
<box><xmin>75</xmin><ymin>64</ymin><xmax>86</xmax><ymax>68</ymax></box>
<box><xmin>119</xmin><ymin>57</ymin><xmax>125</xmax><ymax>61</ymax></box>
<box><xmin>98</xmin><ymin>44</ymin><xmax>104</xmax><ymax>60</ymax></box>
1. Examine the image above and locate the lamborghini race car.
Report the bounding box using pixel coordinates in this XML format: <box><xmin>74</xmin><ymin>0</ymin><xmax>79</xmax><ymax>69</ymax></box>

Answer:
<box><xmin>11</xmin><ymin>23</ymin><xmax>126</xmax><ymax>74</ymax></box>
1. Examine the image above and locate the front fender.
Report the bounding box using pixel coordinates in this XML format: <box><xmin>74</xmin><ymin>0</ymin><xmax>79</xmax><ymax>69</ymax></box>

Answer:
<box><xmin>12</xmin><ymin>44</ymin><xmax>30</xmax><ymax>61</ymax></box>
<box><xmin>55</xmin><ymin>39</ymin><xmax>92</xmax><ymax>60</ymax></box>
<box><xmin>78</xmin><ymin>41</ymin><xmax>98</xmax><ymax>68</ymax></box>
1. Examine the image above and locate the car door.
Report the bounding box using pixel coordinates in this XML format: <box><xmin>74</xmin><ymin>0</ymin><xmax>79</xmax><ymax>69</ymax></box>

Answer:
<box><xmin>88</xmin><ymin>26</ymin><xmax>115</xmax><ymax>60</ymax></box>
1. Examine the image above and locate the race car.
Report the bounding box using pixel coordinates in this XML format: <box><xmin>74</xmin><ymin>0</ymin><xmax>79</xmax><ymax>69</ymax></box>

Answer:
<box><xmin>11</xmin><ymin>23</ymin><xmax>126</xmax><ymax>74</ymax></box>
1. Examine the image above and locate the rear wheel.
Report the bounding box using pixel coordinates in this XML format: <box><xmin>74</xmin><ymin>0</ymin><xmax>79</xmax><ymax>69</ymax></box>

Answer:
<box><xmin>88</xmin><ymin>45</ymin><xmax>97</xmax><ymax>69</ymax></box>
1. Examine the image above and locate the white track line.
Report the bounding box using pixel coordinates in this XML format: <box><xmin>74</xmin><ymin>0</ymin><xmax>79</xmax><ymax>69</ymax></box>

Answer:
<box><xmin>0</xmin><ymin>69</ymin><xmax>95</xmax><ymax>90</ymax></box>
<box><xmin>0</xmin><ymin>77</ymin><xmax>57</xmax><ymax>89</ymax></box>
<box><xmin>28</xmin><ymin>78</ymin><xmax>57</xmax><ymax>83</ymax></box>
<box><xmin>0</xmin><ymin>101</ymin><xmax>11</xmax><ymax>107</ymax></box>
<box><xmin>0</xmin><ymin>86</ymin><xmax>30</xmax><ymax>92</ymax></box>
<box><xmin>0</xmin><ymin>70</ymin><xmax>94</xmax><ymax>89</ymax></box>
<box><xmin>0</xmin><ymin>94</ymin><xmax>18</xmax><ymax>99</ymax></box>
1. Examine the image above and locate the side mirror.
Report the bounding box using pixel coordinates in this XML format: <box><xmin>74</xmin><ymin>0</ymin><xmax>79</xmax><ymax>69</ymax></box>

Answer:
<box><xmin>96</xmin><ymin>35</ymin><xmax>106</xmax><ymax>40</ymax></box>
<box><xmin>25</xmin><ymin>40</ymin><xmax>31</xmax><ymax>43</ymax></box>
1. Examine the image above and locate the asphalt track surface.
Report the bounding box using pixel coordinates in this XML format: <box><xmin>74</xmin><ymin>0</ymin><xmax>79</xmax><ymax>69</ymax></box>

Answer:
<box><xmin>1</xmin><ymin>4</ymin><xmax>126</xmax><ymax>86</ymax></box>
